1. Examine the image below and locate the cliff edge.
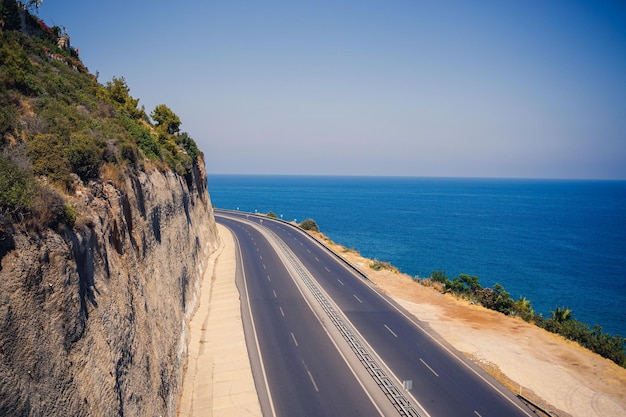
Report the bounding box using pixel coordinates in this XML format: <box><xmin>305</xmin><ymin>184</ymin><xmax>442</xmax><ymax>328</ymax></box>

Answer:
<box><xmin>0</xmin><ymin>161</ymin><xmax>219</xmax><ymax>416</ymax></box>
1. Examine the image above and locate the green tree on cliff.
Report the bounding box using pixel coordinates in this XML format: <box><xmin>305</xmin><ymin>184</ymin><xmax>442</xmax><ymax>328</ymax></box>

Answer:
<box><xmin>151</xmin><ymin>104</ymin><xmax>181</xmax><ymax>135</ymax></box>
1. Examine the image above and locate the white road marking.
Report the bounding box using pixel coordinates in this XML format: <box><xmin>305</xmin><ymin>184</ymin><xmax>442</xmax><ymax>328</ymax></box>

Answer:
<box><xmin>263</xmin><ymin>264</ymin><xmax>267</xmax><ymax>270</ymax></box>
<box><xmin>273</xmin><ymin>290</ymin><xmax>277</xmax><ymax>298</ymax></box>
<box><xmin>290</xmin><ymin>332</ymin><xmax>299</xmax><ymax>347</ymax></box>
<box><xmin>325</xmin><ymin>267</ymin><xmax>330</xmax><ymax>272</ymax></box>
<box><xmin>474</xmin><ymin>411</ymin><xmax>482</xmax><ymax>417</ymax></box>
<box><xmin>384</xmin><ymin>324</ymin><xmax>398</xmax><ymax>338</ymax></box>
<box><xmin>420</xmin><ymin>358</ymin><xmax>439</xmax><ymax>377</ymax></box>
<box><xmin>267</xmin><ymin>275</ymin><xmax>271</xmax><ymax>282</ymax></box>
<box><xmin>307</xmin><ymin>370</ymin><xmax>319</xmax><ymax>392</ymax></box>
<box><xmin>279</xmin><ymin>306</ymin><xmax>285</xmax><ymax>317</ymax></box>
<box><xmin>353</xmin><ymin>294</ymin><xmax>363</xmax><ymax>303</ymax></box>
<box><xmin>315</xmin><ymin>256</ymin><xmax>320</xmax><ymax>262</ymax></box>
<box><xmin>337</xmin><ymin>279</ymin><xmax>344</xmax><ymax>286</ymax></box>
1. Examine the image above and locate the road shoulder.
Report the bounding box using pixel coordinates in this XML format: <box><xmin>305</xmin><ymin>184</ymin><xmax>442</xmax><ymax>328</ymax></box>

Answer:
<box><xmin>178</xmin><ymin>223</ymin><xmax>262</xmax><ymax>417</ymax></box>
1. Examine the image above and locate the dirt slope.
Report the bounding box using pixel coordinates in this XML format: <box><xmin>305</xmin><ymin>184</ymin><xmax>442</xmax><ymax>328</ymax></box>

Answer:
<box><xmin>312</xmin><ymin>232</ymin><xmax>626</xmax><ymax>417</ymax></box>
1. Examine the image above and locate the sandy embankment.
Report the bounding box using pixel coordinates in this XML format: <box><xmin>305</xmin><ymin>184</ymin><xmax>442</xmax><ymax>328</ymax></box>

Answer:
<box><xmin>179</xmin><ymin>225</ymin><xmax>626</xmax><ymax>417</ymax></box>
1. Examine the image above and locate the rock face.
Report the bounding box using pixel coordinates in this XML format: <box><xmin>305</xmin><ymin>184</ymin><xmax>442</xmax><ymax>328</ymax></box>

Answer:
<box><xmin>0</xmin><ymin>162</ymin><xmax>219</xmax><ymax>416</ymax></box>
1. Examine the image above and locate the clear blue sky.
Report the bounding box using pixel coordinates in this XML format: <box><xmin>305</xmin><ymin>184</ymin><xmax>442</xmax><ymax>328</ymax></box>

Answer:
<box><xmin>37</xmin><ymin>1</ymin><xmax>626</xmax><ymax>179</ymax></box>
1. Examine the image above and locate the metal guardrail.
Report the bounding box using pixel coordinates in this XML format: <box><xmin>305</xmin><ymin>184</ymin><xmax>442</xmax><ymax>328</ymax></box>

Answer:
<box><xmin>266</xmin><ymin>227</ymin><xmax>422</xmax><ymax>417</ymax></box>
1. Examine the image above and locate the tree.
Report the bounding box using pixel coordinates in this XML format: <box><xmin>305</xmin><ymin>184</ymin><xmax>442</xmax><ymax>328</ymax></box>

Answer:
<box><xmin>151</xmin><ymin>104</ymin><xmax>180</xmax><ymax>135</ymax></box>
<box><xmin>103</xmin><ymin>76</ymin><xmax>144</xmax><ymax>119</ymax></box>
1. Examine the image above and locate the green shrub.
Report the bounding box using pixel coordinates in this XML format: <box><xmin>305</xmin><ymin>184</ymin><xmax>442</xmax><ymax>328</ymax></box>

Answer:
<box><xmin>266</xmin><ymin>211</ymin><xmax>277</xmax><ymax>218</ymax></box>
<box><xmin>27</xmin><ymin>133</ymin><xmax>73</xmax><ymax>189</ymax></box>
<box><xmin>63</xmin><ymin>202</ymin><xmax>76</xmax><ymax>225</ymax></box>
<box><xmin>0</xmin><ymin>154</ymin><xmax>36</xmax><ymax>216</ymax></box>
<box><xmin>66</xmin><ymin>134</ymin><xmax>102</xmax><ymax>181</ymax></box>
<box><xmin>299</xmin><ymin>218</ymin><xmax>319</xmax><ymax>232</ymax></box>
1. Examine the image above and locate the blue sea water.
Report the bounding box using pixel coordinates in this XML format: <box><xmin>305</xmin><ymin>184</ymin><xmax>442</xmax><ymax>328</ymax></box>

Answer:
<box><xmin>207</xmin><ymin>175</ymin><xmax>626</xmax><ymax>337</ymax></box>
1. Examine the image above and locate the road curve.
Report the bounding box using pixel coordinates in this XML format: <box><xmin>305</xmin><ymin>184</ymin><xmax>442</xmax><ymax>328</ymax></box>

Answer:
<box><xmin>217</xmin><ymin>214</ymin><xmax>391</xmax><ymax>417</ymax></box>
<box><xmin>217</xmin><ymin>210</ymin><xmax>534</xmax><ymax>417</ymax></box>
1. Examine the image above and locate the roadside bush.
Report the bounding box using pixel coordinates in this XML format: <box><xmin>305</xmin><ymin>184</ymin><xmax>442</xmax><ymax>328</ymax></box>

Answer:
<box><xmin>299</xmin><ymin>218</ymin><xmax>319</xmax><ymax>232</ymax></box>
<box><xmin>369</xmin><ymin>260</ymin><xmax>397</xmax><ymax>272</ymax></box>
<box><xmin>266</xmin><ymin>211</ymin><xmax>277</xmax><ymax>218</ymax></box>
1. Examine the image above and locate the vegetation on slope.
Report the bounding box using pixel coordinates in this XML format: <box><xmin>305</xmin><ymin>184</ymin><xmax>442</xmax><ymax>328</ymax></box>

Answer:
<box><xmin>0</xmin><ymin>0</ymin><xmax>202</xmax><ymax>230</ymax></box>
<box><xmin>421</xmin><ymin>270</ymin><xmax>626</xmax><ymax>367</ymax></box>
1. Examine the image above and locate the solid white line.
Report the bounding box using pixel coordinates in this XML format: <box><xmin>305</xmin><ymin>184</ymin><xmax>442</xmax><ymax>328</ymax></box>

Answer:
<box><xmin>384</xmin><ymin>324</ymin><xmax>398</xmax><ymax>338</ymax></box>
<box><xmin>307</xmin><ymin>370</ymin><xmax>319</xmax><ymax>392</ymax></box>
<box><xmin>291</xmin><ymin>332</ymin><xmax>299</xmax><ymax>347</ymax></box>
<box><xmin>228</xmin><ymin>228</ymin><xmax>277</xmax><ymax>417</ymax></box>
<box><xmin>353</xmin><ymin>294</ymin><xmax>363</xmax><ymax>303</ymax></box>
<box><xmin>420</xmin><ymin>358</ymin><xmax>439</xmax><ymax>377</ymax></box>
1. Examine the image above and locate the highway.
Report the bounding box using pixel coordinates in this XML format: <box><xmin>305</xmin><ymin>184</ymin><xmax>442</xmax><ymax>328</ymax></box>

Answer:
<box><xmin>216</xmin><ymin>210</ymin><xmax>534</xmax><ymax>417</ymax></box>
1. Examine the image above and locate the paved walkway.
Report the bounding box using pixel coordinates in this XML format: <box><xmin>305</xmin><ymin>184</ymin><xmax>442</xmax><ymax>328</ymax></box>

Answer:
<box><xmin>178</xmin><ymin>224</ymin><xmax>262</xmax><ymax>417</ymax></box>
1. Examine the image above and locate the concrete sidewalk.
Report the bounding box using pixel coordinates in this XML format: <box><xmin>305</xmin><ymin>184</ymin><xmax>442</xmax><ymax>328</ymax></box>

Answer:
<box><xmin>178</xmin><ymin>224</ymin><xmax>262</xmax><ymax>417</ymax></box>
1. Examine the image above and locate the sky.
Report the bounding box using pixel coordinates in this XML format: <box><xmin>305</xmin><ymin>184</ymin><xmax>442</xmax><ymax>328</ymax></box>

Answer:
<box><xmin>36</xmin><ymin>1</ymin><xmax>626</xmax><ymax>179</ymax></box>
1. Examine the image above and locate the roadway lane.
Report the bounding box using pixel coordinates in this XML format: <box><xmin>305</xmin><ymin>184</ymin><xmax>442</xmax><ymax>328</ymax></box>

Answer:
<box><xmin>217</xmin><ymin>215</ymin><xmax>386</xmax><ymax>417</ymax></box>
<box><xmin>228</xmin><ymin>211</ymin><xmax>533</xmax><ymax>417</ymax></box>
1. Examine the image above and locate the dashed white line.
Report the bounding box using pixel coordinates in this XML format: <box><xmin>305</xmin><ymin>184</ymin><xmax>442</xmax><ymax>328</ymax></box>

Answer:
<box><xmin>263</xmin><ymin>264</ymin><xmax>267</xmax><ymax>270</ymax></box>
<box><xmin>337</xmin><ymin>279</ymin><xmax>344</xmax><ymax>286</ymax></box>
<box><xmin>420</xmin><ymin>358</ymin><xmax>439</xmax><ymax>377</ymax></box>
<box><xmin>384</xmin><ymin>324</ymin><xmax>398</xmax><ymax>338</ymax></box>
<box><xmin>307</xmin><ymin>249</ymin><xmax>311</xmax><ymax>253</ymax></box>
<box><xmin>314</xmin><ymin>256</ymin><xmax>320</xmax><ymax>262</ymax></box>
<box><xmin>474</xmin><ymin>411</ymin><xmax>482</xmax><ymax>417</ymax></box>
<box><xmin>273</xmin><ymin>290</ymin><xmax>277</xmax><ymax>298</ymax></box>
<box><xmin>290</xmin><ymin>332</ymin><xmax>299</xmax><ymax>347</ymax></box>
<box><xmin>325</xmin><ymin>267</ymin><xmax>330</xmax><ymax>272</ymax></box>
<box><xmin>267</xmin><ymin>275</ymin><xmax>271</xmax><ymax>282</ymax></box>
<box><xmin>353</xmin><ymin>294</ymin><xmax>363</xmax><ymax>303</ymax></box>
<box><xmin>279</xmin><ymin>306</ymin><xmax>285</xmax><ymax>317</ymax></box>
<box><xmin>307</xmin><ymin>370</ymin><xmax>319</xmax><ymax>392</ymax></box>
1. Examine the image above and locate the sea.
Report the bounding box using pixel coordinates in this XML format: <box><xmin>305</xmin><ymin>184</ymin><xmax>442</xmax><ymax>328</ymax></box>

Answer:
<box><xmin>207</xmin><ymin>175</ymin><xmax>626</xmax><ymax>338</ymax></box>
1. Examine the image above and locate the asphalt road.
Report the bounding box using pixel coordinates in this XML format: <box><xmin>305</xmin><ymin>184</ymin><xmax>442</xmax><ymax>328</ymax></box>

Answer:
<box><xmin>217</xmin><ymin>214</ymin><xmax>388</xmax><ymax>417</ymax></box>
<box><xmin>217</xmin><ymin>210</ymin><xmax>534</xmax><ymax>417</ymax></box>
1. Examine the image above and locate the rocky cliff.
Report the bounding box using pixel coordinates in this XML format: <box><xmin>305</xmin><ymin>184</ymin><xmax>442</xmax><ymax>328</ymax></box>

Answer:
<box><xmin>0</xmin><ymin>162</ymin><xmax>219</xmax><ymax>416</ymax></box>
